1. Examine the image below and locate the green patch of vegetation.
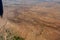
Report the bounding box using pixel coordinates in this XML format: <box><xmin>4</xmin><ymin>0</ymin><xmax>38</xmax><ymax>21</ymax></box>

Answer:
<box><xmin>0</xmin><ymin>36</ymin><xmax>4</xmax><ymax>40</ymax></box>
<box><xmin>13</xmin><ymin>36</ymin><xmax>24</xmax><ymax>40</ymax></box>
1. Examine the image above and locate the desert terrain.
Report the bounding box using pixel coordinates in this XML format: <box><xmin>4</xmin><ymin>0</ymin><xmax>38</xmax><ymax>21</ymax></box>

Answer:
<box><xmin>0</xmin><ymin>1</ymin><xmax>60</xmax><ymax>40</ymax></box>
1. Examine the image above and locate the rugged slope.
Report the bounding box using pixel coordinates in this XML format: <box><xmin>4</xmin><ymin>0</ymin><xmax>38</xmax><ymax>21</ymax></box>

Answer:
<box><xmin>0</xmin><ymin>2</ymin><xmax>60</xmax><ymax>40</ymax></box>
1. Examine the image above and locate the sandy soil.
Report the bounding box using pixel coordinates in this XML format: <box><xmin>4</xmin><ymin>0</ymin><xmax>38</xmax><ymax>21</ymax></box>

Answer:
<box><xmin>0</xmin><ymin>2</ymin><xmax>60</xmax><ymax>40</ymax></box>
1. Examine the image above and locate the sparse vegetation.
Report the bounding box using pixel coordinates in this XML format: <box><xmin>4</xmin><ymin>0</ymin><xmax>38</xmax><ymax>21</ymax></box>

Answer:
<box><xmin>13</xmin><ymin>36</ymin><xmax>24</xmax><ymax>40</ymax></box>
<box><xmin>6</xmin><ymin>29</ymin><xmax>25</xmax><ymax>40</ymax></box>
<box><xmin>0</xmin><ymin>27</ymin><xmax>25</xmax><ymax>40</ymax></box>
<box><xmin>0</xmin><ymin>36</ymin><xmax>4</xmax><ymax>40</ymax></box>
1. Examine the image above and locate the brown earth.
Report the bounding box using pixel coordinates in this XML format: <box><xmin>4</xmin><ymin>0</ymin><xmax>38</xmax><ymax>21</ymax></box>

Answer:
<box><xmin>0</xmin><ymin>2</ymin><xmax>60</xmax><ymax>40</ymax></box>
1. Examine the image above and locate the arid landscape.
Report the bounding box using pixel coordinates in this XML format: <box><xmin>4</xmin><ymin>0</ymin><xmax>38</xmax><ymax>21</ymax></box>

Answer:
<box><xmin>0</xmin><ymin>0</ymin><xmax>60</xmax><ymax>40</ymax></box>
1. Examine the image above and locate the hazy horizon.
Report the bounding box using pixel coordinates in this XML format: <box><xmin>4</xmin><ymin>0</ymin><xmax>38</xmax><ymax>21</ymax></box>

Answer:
<box><xmin>3</xmin><ymin>0</ymin><xmax>60</xmax><ymax>5</ymax></box>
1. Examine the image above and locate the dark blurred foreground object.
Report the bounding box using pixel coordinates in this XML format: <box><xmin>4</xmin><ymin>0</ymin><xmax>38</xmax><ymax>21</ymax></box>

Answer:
<box><xmin>0</xmin><ymin>0</ymin><xmax>3</xmax><ymax>18</ymax></box>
